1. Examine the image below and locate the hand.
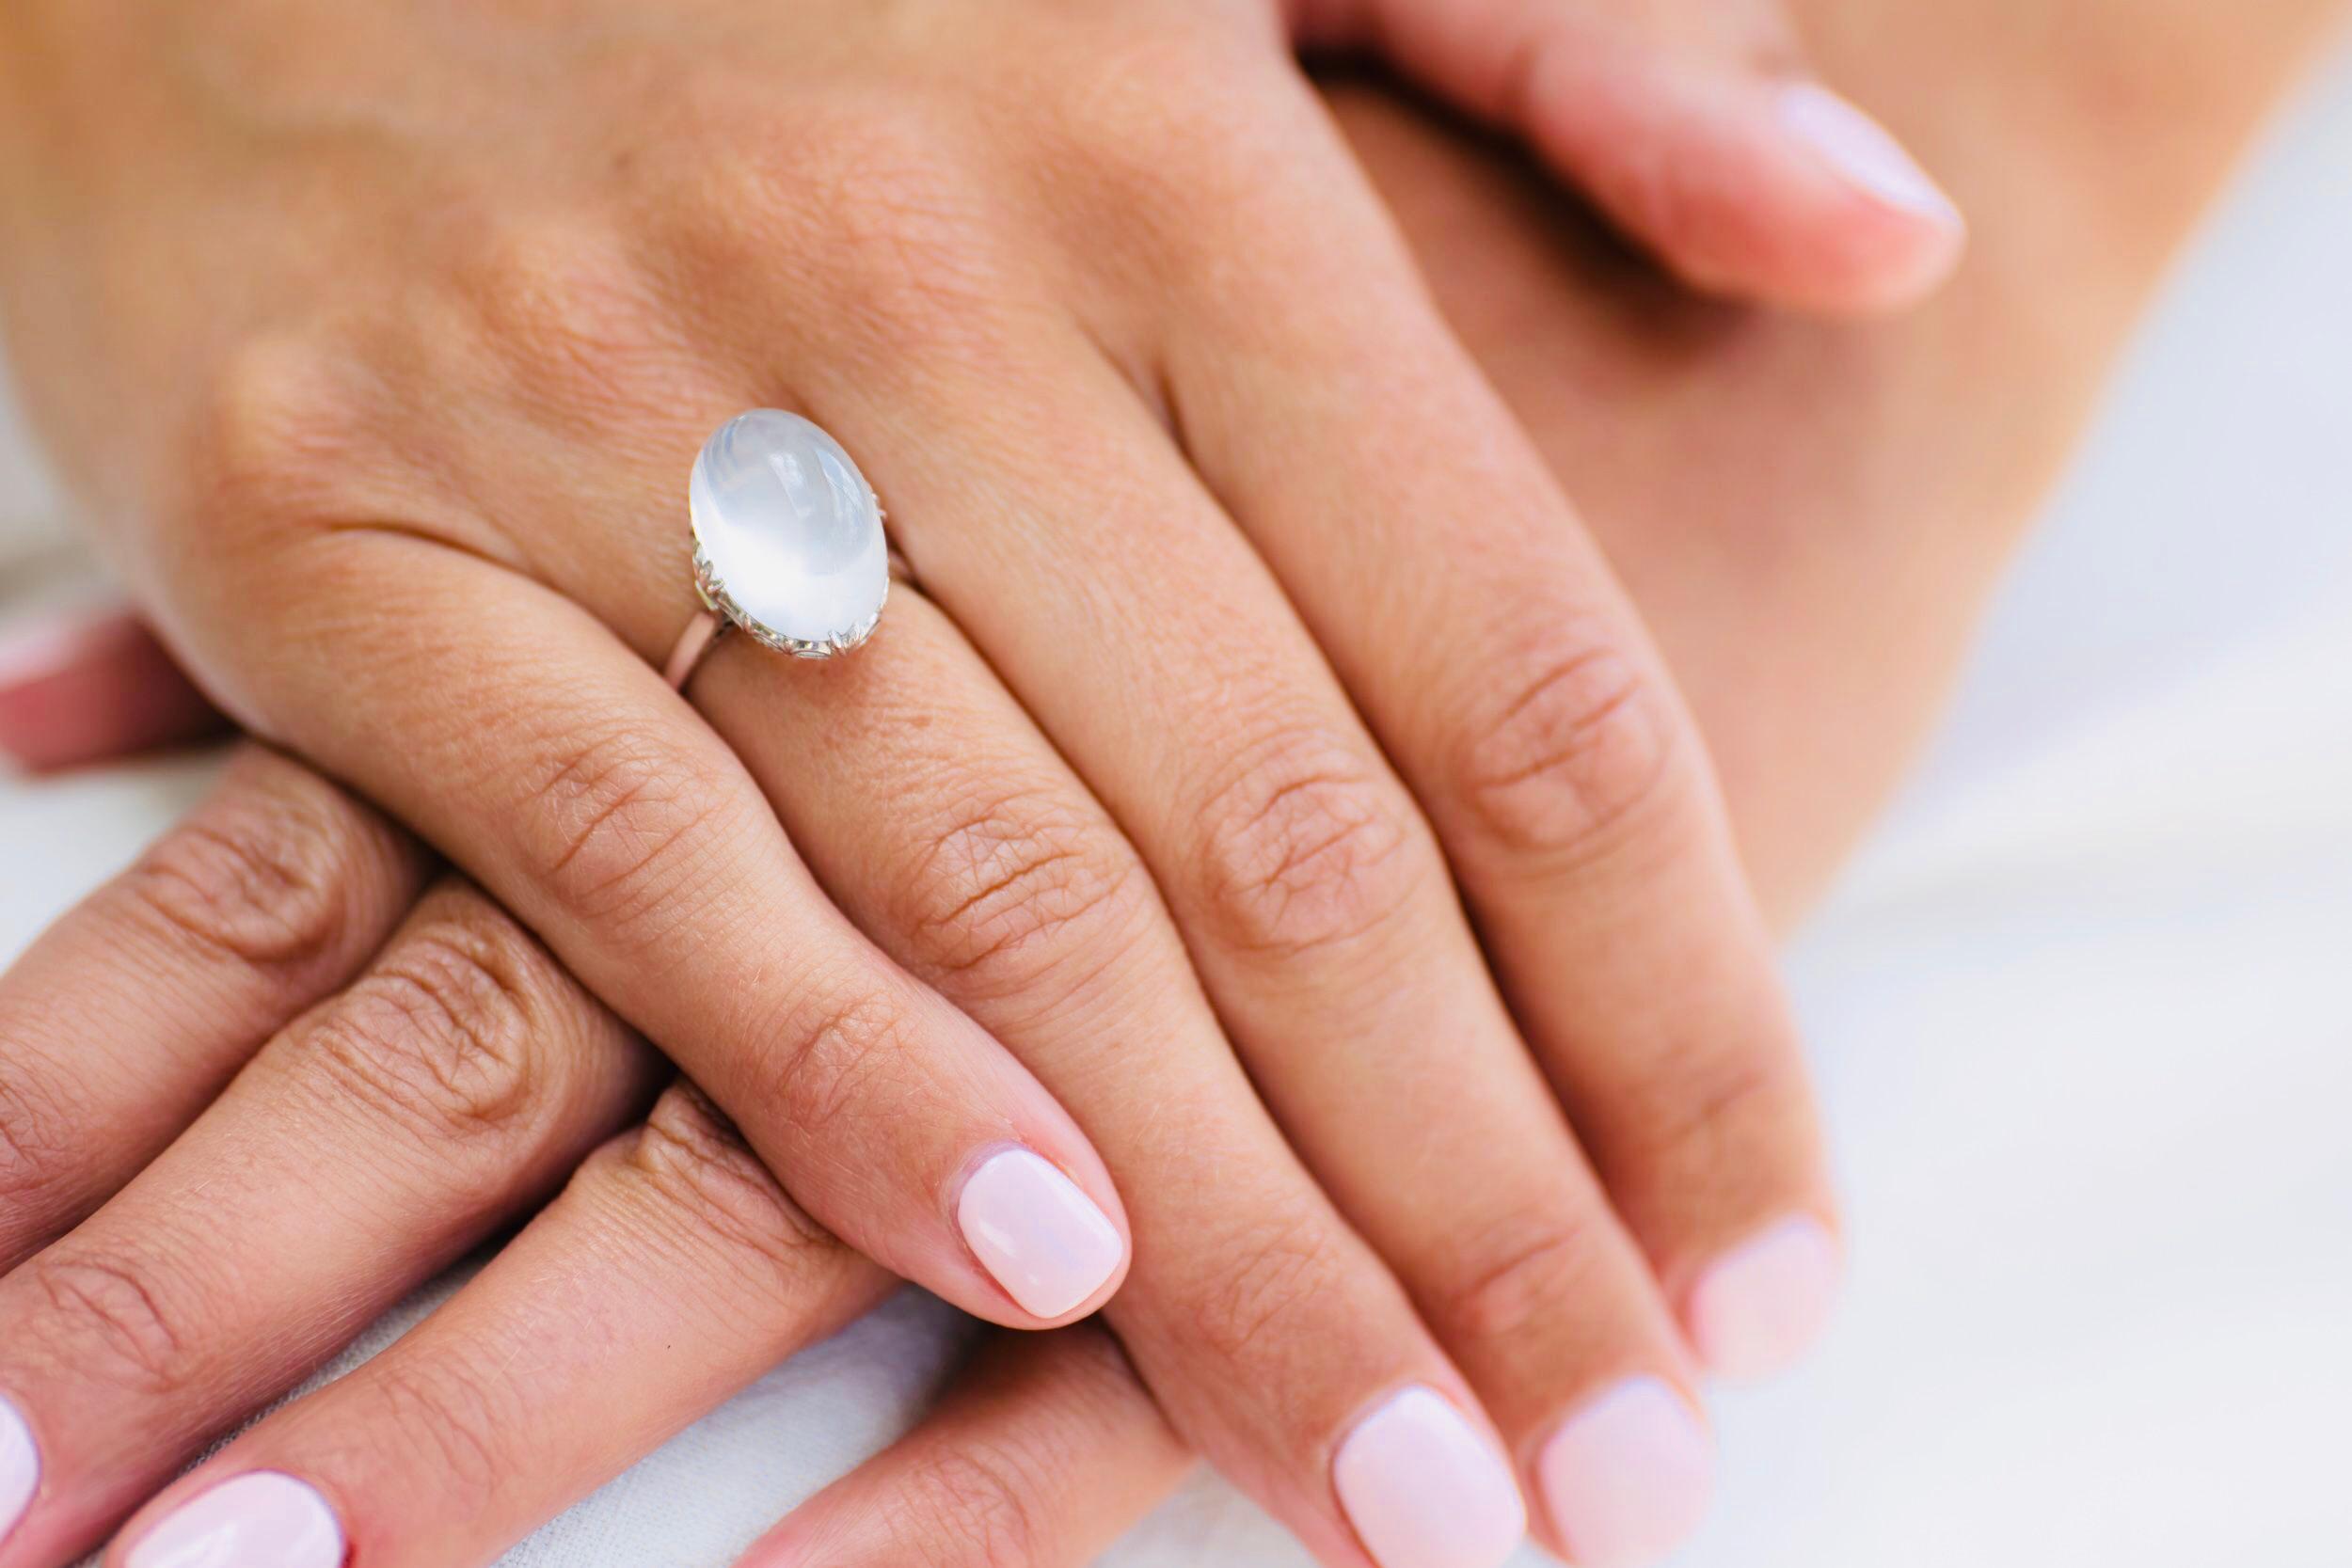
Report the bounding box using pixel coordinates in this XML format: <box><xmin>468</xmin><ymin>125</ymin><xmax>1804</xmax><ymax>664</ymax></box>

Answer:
<box><xmin>0</xmin><ymin>0</ymin><xmax>2303</xmax><ymax>1547</ymax></box>
<box><xmin>0</xmin><ymin>4</ymin><xmax>1870</xmax><ymax>1565</ymax></box>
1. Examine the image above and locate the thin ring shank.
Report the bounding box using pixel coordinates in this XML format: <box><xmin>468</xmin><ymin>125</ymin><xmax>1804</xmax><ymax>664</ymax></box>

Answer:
<box><xmin>663</xmin><ymin>610</ymin><xmax>727</xmax><ymax>691</ymax></box>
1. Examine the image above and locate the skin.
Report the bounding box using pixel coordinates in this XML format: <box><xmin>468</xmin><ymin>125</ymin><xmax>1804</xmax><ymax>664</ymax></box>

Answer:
<box><xmin>0</xmin><ymin>0</ymin><xmax>2338</xmax><ymax>1564</ymax></box>
<box><xmin>753</xmin><ymin>8</ymin><xmax>2352</xmax><ymax>1558</ymax></box>
<box><xmin>0</xmin><ymin>0</ymin><xmax>1981</xmax><ymax>1563</ymax></box>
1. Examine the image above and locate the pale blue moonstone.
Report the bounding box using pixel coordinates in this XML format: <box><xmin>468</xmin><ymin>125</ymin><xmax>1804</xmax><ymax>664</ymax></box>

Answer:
<box><xmin>690</xmin><ymin>410</ymin><xmax>887</xmax><ymax>646</ymax></box>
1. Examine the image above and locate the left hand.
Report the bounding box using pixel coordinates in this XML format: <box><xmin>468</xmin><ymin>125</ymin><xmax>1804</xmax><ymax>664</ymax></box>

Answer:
<box><xmin>0</xmin><ymin>4</ymin><xmax>2249</xmax><ymax>1553</ymax></box>
<box><xmin>1</xmin><ymin>5</ymin><xmax>1872</xmax><ymax>1563</ymax></box>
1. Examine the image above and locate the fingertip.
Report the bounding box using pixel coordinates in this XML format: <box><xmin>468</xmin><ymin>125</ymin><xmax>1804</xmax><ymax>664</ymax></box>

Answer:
<box><xmin>1776</xmin><ymin>83</ymin><xmax>1962</xmax><ymax>230</ymax></box>
<box><xmin>0</xmin><ymin>1392</ymin><xmax>38</xmax><ymax>1547</ymax></box>
<box><xmin>1683</xmin><ymin>1215</ymin><xmax>1843</xmax><ymax>1381</ymax></box>
<box><xmin>1765</xmin><ymin>82</ymin><xmax>1969</xmax><ymax>313</ymax></box>
<box><xmin>954</xmin><ymin>1145</ymin><xmax>1130</xmax><ymax>1323</ymax></box>
<box><xmin>0</xmin><ymin>607</ymin><xmax>225</xmax><ymax>773</ymax></box>
<box><xmin>1515</xmin><ymin>55</ymin><xmax>1966</xmax><ymax>318</ymax></box>
<box><xmin>113</xmin><ymin>1470</ymin><xmax>344</xmax><ymax>1568</ymax></box>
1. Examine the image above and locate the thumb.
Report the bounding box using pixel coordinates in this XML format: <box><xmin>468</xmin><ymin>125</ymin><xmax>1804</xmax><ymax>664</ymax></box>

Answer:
<box><xmin>1293</xmin><ymin>0</ymin><xmax>1966</xmax><ymax>314</ymax></box>
<box><xmin>0</xmin><ymin>606</ymin><xmax>228</xmax><ymax>772</ymax></box>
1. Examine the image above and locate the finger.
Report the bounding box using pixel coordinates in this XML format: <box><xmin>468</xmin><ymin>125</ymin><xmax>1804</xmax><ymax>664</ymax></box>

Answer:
<box><xmin>103</xmin><ymin>1083</ymin><xmax>890</xmax><ymax>1568</ymax></box>
<box><xmin>1292</xmin><ymin>0</ymin><xmax>1965</xmax><ymax>312</ymax></box>
<box><xmin>0</xmin><ymin>878</ymin><xmax>658</xmax><ymax>1565</ymax></box>
<box><xmin>1158</xmin><ymin>104</ymin><xmax>1842</xmax><ymax>1386</ymax></box>
<box><xmin>848</xmin><ymin>382</ymin><xmax>1698</xmax><ymax>1563</ymax></box>
<box><xmin>218</xmin><ymin>535</ymin><xmax>1127</xmax><ymax>1329</ymax></box>
<box><xmin>0</xmin><ymin>609</ymin><xmax>227</xmax><ymax>774</ymax></box>
<box><xmin>690</xmin><ymin>580</ymin><xmax>1533</xmax><ymax>1568</ymax></box>
<box><xmin>0</xmin><ymin>743</ymin><xmax>426</xmax><ymax>1265</ymax></box>
<box><xmin>690</xmin><ymin>232</ymin><xmax>1701</xmax><ymax>1554</ymax></box>
<box><xmin>737</xmin><ymin>1328</ymin><xmax>1191</xmax><ymax>1568</ymax></box>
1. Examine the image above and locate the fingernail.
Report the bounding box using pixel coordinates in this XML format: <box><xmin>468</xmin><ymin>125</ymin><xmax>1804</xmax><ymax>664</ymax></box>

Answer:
<box><xmin>1332</xmin><ymin>1385</ymin><xmax>1526</xmax><ymax>1568</ymax></box>
<box><xmin>1777</xmin><ymin>84</ymin><xmax>1962</xmax><ymax>225</ymax></box>
<box><xmin>1537</xmin><ymin>1378</ymin><xmax>1714</xmax><ymax>1567</ymax></box>
<box><xmin>1685</xmin><ymin>1215</ymin><xmax>1843</xmax><ymax>1380</ymax></box>
<box><xmin>955</xmin><ymin>1148</ymin><xmax>1124</xmax><ymax>1319</ymax></box>
<box><xmin>0</xmin><ymin>1395</ymin><xmax>38</xmax><ymax>1544</ymax></box>
<box><xmin>124</xmin><ymin>1471</ymin><xmax>344</xmax><ymax>1568</ymax></box>
<box><xmin>0</xmin><ymin>611</ymin><xmax>103</xmax><ymax>690</ymax></box>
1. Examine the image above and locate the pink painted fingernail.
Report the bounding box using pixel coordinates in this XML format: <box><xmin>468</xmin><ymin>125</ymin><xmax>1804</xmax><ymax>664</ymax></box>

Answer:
<box><xmin>956</xmin><ymin>1148</ymin><xmax>1124</xmax><ymax>1319</ymax></box>
<box><xmin>1332</xmin><ymin>1386</ymin><xmax>1526</xmax><ymax>1568</ymax></box>
<box><xmin>1537</xmin><ymin>1378</ymin><xmax>1714</xmax><ymax>1567</ymax></box>
<box><xmin>124</xmin><ymin>1471</ymin><xmax>344</xmax><ymax>1568</ymax></box>
<box><xmin>1685</xmin><ymin>1215</ymin><xmax>1843</xmax><ymax>1380</ymax></box>
<box><xmin>0</xmin><ymin>1394</ymin><xmax>38</xmax><ymax>1544</ymax></box>
<box><xmin>1778</xmin><ymin>84</ymin><xmax>1963</xmax><ymax>225</ymax></box>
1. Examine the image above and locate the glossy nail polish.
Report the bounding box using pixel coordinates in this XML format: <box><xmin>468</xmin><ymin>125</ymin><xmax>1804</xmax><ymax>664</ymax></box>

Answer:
<box><xmin>1686</xmin><ymin>1215</ymin><xmax>1843</xmax><ymax>1379</ymax></box>
<box><xmin>0</xmin><ymin>1394</ymin><xmax>38</xmax><ymax>1544</ymax></box>
<box><xmin>1332</xmin><ymin>1385</ymin><xmax>1526</xmax><ymax>1568</ymax></box>
<box><xmin>1779</xmin><ymin>84</ymin><xmax>1963</xmax><ymax>225</ymax></box>
<box><xmin>956</xmin><ymin>1148</ymin><xmax>1124</xmax><ymax>1319</ymax></box>
<box><xmin>1537</xmin><ymin>1378</ymin><xmax>1714</xmax><ymax>1567</ymax></box>
<box><xmin>124</xmin><ymin>1471</ymin><xmax>344</xmax><ymax>1568</ymax></box>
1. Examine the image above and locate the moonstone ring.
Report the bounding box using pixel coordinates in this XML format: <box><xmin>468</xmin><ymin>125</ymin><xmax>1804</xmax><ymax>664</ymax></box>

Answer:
<box><xmin>663</xmin><ymin>409</ymin><xmax>892</xmax><ymax>689</ymax></box>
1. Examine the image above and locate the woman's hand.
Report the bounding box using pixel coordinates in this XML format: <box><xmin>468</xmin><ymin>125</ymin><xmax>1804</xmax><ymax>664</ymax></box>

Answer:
<box><xmin>0</xmin><ymin>742</ymin><xmax>889</xmax><ymax>1567</ymax></box>
<box><xmin>0</xmin><ymin>4</ymin><xmax>1883</xmax><ymax>1564</ymax></box>
<box><xmin>0</xmin><ymin>0</ymin><xmax>2322</xmax><ymax>1557</ymax></box>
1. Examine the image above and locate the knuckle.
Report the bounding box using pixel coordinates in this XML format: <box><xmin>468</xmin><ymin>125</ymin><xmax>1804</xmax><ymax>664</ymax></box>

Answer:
<box><xmin>122</xmin><ymin>756</ymin><xmax>385</xmax><ymax>974</ymax></box>
<box><xmin>754</xmin><ymin>990</ymin><xmax>920</xmax><ymax>1143</ymax></box>
<box><xmin>1045</xmin><ymin>19</ymin><xmax>1281</xmax><ymax>221</ymax></box>
<box><xmin>24</xmin><ymin>1247</ymin><xmax>198</xmax><ymax>1395</ymax></box>
<box><xmin>1434</xmin><ymin>1203</ymin><xmax>1614</xmax><ymax>1346</ymax></box>
<box><xmin>883</xmin><ymin>1443</ymin><xmax>1054</xmax><ymax>1568</ymax></box>
<box><xmin>369</xmin><ymin>1354</ymin><xmax>516</xmax><ymax>1513</ymax></box>
<box><xmin>183</xmin><ymin>333</ymin><xmax>378</xmax><ymax>542</ymax></box>
<box><xmin>292</xmin><ymin>904</ymin><xmax>557</xmax><ymax>1143</ymax></box>
<box><xmin>1190</xmin><ymin>731</ymin><xmax>1426</xmax><ymax>961</ymax></box>
<box><xmin>1613</xmin><ymin>1036</ymin><xmax>1792</xmax><ymax>1180</ymax></box>
<box><xmin>1184</xmin><ymin>1200</ymin><xmax>1351</xmax><ymax>1369</ymax></box>
<box><xmin>1448</xmin><ymin>638</ymin><xmax>1687</xmax><ymax>864</ymax></box>
<box><xmin>516</xmin><ymin>724</ymin><xmax>738</xmax><ymax>932</ymax></box>
<box><xmin>458</xmin><ymin>214</ymin><xmax>696</xmax><ymax>419</ymax></box>
<box><xmin>701</xmin><ymin>103</ymin><xmax>1015</xmax><ymax>359</ymax></box>
<box><xmin>0</xmin><ymin>1061</ymin><xmax>79</xmax><ymax>1220</ymax></box>
<box><xmin>898</xmin><ymin>788</ymin><xmax>1152</xmax><ymax>1003</ymax></box>
<box><xmin>595</xmin><ymin>1085</ymin><xmax>833</xmax><ymax>1274</ymax></box>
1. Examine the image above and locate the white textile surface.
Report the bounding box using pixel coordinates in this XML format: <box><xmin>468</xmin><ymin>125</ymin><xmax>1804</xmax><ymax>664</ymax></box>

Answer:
<box><xmin>4</xmin><ymin>45</ymin><xmax>2349</xmax><ymax>1568</ymax></box>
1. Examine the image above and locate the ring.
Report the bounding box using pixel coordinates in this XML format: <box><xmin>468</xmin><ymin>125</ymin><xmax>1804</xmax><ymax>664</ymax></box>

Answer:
<box><xmin>664</xmin><ymin>409</ymin><xmax>892</xmax><ymax>689</ymax></box>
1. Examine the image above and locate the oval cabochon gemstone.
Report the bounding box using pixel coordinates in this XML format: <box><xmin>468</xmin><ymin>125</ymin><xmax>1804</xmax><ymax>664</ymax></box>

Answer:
<box><xmin>690</xmin><ymin>409</ymin><xmax>888</xmax><ymax>647</ymax></box>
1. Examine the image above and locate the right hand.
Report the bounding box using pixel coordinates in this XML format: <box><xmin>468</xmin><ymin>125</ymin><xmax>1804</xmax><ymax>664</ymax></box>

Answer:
<box><xmin>0</xmin><ymin>3</ymin><xmax>1889</xmax><ymax>1564</ymax></box>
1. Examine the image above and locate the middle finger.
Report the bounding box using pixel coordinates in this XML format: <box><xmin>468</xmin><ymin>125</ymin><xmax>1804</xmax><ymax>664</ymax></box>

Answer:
<box><xmin>694</xmin><ymin>578</ymin><xmax>1531</xmax><ymax>1568</ymax></box>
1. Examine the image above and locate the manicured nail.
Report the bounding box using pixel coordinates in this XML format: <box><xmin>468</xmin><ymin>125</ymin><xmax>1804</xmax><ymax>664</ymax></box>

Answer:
<box><xmin>0</xmin><ymin>615</ymin><xmax>92</xmax><ymax>689</ymax></box>
<box><xmin>1685</xmin><ymin>1215</ymin><xmax>1843</xmax><ymax>1379</ymax></box>
<box><xmin>0</xmin><ymin>1394</ymin><xmax>38</xmax><ymax>1545</ymax></box>
<box><xmin>1778</xmin><ymin>84</ymin><xmax>1962</xmax><ymax>224</ymax></box>
<box><xmin>1332</xmin><ymin>1385</ymin><xmax>1526</xmax><ymax>1568</ymax></box>
<box><xmin>124</xmin><ymin>1471</ymin><xmax>344</xmax><ymax>1568</ymax></box>
<box><xmin>1536</xmin><ymin>1378</ymin><xmax>1714</xmax><ymax>1567</ymax></box>
<box><xmin>955</xmin><ymin>1148</ymin><xmax>1124</xmax><ymax>1319</ymax></box>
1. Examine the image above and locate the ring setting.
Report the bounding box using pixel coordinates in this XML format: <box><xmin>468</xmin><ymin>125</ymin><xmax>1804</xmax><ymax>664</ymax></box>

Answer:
<box><xmin>670</xmin><ymin>409</ymin><xmax>891</xmax><ymax>686</ymax></box>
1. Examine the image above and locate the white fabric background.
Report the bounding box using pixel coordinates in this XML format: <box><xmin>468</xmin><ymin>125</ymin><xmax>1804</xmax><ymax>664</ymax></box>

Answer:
<box><xmin>4</xmin><ymin>42</ymin><xmax>2348</xmax><ymax>1568</ymax></box>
